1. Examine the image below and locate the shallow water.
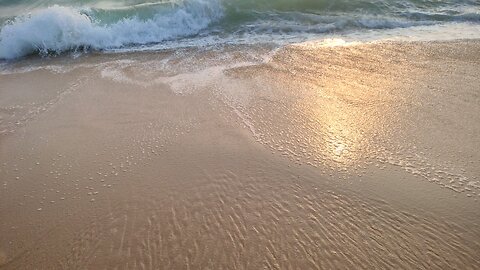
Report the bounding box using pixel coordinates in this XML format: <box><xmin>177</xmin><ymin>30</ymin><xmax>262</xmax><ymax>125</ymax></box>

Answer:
<box><xmin>0</xmin><ymin>40</ymin><xmax>479</xmax><ymax>269</ymax></box>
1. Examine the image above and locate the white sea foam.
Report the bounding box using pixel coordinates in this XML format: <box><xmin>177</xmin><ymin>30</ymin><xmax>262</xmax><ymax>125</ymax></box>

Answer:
<box><xmin>0</xmin><ymin>0</ymin><xmax>479</xmax><ymax>60</ymax></box>
<box><xmin>0</xmin><ymin>1</ymin><xmax>223</xmax><ymax>59</ymax></box>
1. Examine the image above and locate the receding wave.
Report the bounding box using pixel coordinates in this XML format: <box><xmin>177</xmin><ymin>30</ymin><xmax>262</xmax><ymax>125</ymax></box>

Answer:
<box><xmin>0</xmin><ymin>0</ymin><xmax>479</xmax><ymax>59</ymax></box>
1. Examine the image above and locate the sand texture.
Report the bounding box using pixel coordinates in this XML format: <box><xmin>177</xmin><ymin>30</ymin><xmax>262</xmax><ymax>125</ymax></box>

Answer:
<box><xmin>0</xmin><ymin>40</ymin><xmax>479</xmax><ymax>269</ymax></box>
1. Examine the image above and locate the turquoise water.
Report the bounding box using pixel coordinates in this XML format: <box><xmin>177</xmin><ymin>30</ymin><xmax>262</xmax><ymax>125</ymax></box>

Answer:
<box><xmin>0</xmin><ymin>0</ymin><xmax>479</xmax><ymax>59</ymax></box>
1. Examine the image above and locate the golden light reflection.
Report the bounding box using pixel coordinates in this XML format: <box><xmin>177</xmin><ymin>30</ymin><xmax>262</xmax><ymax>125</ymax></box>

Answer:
<box><xmin>244</xmin><ymin>43</ymin><xmax>399</xmax><ymax>170</ymax></box>
<box><xmin>304</xmin><ymin>67</ymin><xmax>396</xmax><ymax>168</ymax></box>
<box><xmin>291</xmin><ymin>38</ymin><xmax>360</xmax><ymax>49</ymax></box>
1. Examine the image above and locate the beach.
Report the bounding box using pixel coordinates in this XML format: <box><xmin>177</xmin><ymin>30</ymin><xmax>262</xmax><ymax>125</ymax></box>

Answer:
<box><xmin>0</xmin><ymin>39</ymin><xmax>479</xmax><ymax>269</ymax></box>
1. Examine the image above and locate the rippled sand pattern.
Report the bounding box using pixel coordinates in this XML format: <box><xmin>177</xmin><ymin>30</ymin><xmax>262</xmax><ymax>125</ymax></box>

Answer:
<box><xmin>63</xmin><ymin>170</ymin><xmax>479</xmax><ymax>269</ymax></box>
<box><xmin>0</xmin><ymin>41</ymin><xmax>479</xmax><ymax>269</ymax></box>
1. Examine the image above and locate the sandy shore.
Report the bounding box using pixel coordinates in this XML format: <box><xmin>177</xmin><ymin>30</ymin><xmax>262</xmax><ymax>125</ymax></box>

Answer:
<box><xmin>0</xmin><ymin>40</ymin><xmax>479</xmax><ymax>269</ymax></box>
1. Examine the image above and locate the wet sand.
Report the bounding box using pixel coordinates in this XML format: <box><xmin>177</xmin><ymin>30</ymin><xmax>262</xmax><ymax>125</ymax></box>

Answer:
<box><xmin>0</xmin><ymin>40</ymin><xmax>479</xmax><ymax>269</ymax></box>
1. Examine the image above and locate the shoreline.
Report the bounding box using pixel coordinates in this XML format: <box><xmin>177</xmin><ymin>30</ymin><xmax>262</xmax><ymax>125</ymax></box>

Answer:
<box><xmin>2</xmin><ymin>35</ymin><xmax>480</xmax><ymax>67</ymax></box>
<box><xmin>0</xmin><ymin>39</ymin><xmax>479</xmax><ymax>269</ymax></box>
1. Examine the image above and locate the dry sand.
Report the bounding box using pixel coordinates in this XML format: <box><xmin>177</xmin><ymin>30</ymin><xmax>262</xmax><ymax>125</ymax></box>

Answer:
<box><xmin>0</xmin><ymin>40</ymin><xmax>479</xmax><ymax>269</ymax></box>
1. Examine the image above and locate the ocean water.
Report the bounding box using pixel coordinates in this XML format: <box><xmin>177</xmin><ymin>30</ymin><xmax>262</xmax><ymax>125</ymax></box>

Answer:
<box><xmin>0</xmin><ymin>0</ymin><xmax>479</xmax><ymax>59</ymax></box>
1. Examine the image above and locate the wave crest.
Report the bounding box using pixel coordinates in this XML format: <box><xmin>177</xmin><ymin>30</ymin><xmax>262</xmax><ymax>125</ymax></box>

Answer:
<box><xmin>0</xmin><ymin>1</ymin><xmax>223</xmax><ymax>59</ymax></box>
<box><xmin>0</xmin><ymin>0</ymin><xmax>479</xmax><ymax>59</ymax></box>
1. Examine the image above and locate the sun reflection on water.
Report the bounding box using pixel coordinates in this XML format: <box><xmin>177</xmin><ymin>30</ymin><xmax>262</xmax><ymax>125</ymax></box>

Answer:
<box><xmin>237</xmin><ymin>43</ymin><xmax>398</xmax><ymax>171</ymax></box>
